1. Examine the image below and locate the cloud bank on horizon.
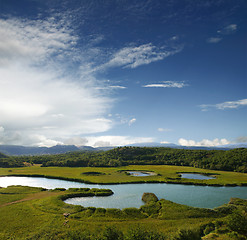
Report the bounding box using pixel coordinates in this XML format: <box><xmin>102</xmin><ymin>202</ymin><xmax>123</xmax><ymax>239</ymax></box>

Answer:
<box><xmin>0</xmin><ymin>0</ymin><xmax>246</xmax><ymax>147</ymax></box>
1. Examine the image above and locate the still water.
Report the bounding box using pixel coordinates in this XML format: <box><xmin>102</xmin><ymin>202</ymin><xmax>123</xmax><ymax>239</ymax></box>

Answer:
<box><xmin>0</xmin><ymin>176</ymin><xmax>246</xmax><ymax>209</ymax></box>
<box><xmin>128</xmin><ymin>171</ymin><xmax>152</xmax><ymax>177</ymax></box>
<box><xmin>180</xmin><ymin>173</ymin><xmax>215</xmax><ymax>180</ymax></box>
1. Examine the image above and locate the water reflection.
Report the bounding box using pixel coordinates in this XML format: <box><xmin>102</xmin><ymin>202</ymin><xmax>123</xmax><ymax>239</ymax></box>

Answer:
<box><xmin>0</xmin><ymin>176</ymin><xmax>246</xmax><ymax>209</ymax></box>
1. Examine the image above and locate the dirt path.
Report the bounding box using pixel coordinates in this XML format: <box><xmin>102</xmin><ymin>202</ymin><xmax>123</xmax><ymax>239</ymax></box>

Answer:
<box><xmin>0</xmin><ymin>191</ymin><xmax>61</xmax><ymax>207</ymax></box>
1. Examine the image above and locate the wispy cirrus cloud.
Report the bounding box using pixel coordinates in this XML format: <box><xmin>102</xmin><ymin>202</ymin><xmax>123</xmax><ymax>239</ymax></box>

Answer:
<box><xmin>0</xmin><ymin>18</ymin><xmax>77</xmax><ymax>67</ymax></box>
<box><xmin>158</xmin><ymin>128</ymin><xmax>173</xmax><ymax>132</ymax></box>
<box><xmin>95</xmin><ymin>85</ymin><xmax>127</xmax><ymax>90</ymax></box>
<box><xmin>128</xmin><ymin>118</ymin><xmax>137</xmax><ymax>126</ymax></box>
<box><xmin>97</xmin><ymin>43</ymin><xmax>183</xmax><ymax>70</ymax></box>
<box><xmin>207</xmin><ymin>37</ymin><xmax>222</xmax><ymax>44</ymax></box>
<box><xmin>207</xmin><ymin>24</ymin><xmax>237</xmax><ymax>44</ymax></box>
<box><xmin>200</xmin><ymin>99</ymin><xmax>247</xmax><ymax>111</ymax></box>
<box><xmin>217</xmin><ymin>24</ymin><xmax>237</xmax><ymax>35</ymax></box>
<box><xmin>143</xmin><ymin>81</ymin><xmax>187</xmax><ymax>88</ymax></box>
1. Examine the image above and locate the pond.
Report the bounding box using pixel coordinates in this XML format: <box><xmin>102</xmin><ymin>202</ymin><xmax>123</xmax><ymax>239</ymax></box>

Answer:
<box><xmin>0</xmin><ymin>176</ymin><xmax>247</xmax><ymax>209</ymax></box>
<box><xmin>179</xmin><ymin>173</ymin><xmax>215</xmax><ymax>180</ymax></box>
<box><xmin>127</xmin><ymin>171</ymin><xmax>155</xmax><ymax>177</ymax></box>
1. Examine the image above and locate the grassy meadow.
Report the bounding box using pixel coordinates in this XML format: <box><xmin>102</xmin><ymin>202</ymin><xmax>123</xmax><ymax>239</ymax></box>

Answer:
<box><xmin>0</xmin><ymin>165</ymin><xmax>247</xmax><ymax>239</ymax></box>
<box><xmin>0</xmin><ymin>164</ymin><xmax>247</xmax><ymax>186</ymax></box>
<box><xmin>0</xmin><ymin>184</ymin><xmax>246</xmax><ymax>240</ymax></box>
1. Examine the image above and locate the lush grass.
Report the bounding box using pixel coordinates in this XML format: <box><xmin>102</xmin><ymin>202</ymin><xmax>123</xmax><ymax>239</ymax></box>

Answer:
<box><xmin>0</xmin><ymin>165</ymin><xmax>246</xmax><ymax>239</ymax></box>
<box><xmin>0</xmin><ymin>164</ymin><xmax>246</xmax><ymax>186</ymax></box>
<box><xmin>0</xmin><ymin>185</ymin><xmax>46</xmax><ymax>205</ymax></box>
<box><xmin>0</xmin><ymin>185</ymin><xmax>246</xmax><ymax>239</ymax></box>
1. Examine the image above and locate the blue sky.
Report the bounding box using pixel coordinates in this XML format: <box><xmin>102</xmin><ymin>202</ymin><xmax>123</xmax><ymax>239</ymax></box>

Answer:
<box><xmin>0</xmin><ymin>0</ymin><xmax>246</xmax><ymax>147</ymax></box>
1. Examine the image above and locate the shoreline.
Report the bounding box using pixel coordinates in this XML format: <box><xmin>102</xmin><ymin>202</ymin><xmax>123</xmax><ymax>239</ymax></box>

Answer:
<box><xmin>1</xmin><ymin>173</ymin><xmax>247</xmax><ymax>187</ymax></box>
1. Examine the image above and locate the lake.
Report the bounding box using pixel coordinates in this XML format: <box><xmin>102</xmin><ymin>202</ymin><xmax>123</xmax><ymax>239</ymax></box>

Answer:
<box><xmin>0</xmin><ymin>176</ymin><xmax>246</xmax><ymax>209</ymax></box>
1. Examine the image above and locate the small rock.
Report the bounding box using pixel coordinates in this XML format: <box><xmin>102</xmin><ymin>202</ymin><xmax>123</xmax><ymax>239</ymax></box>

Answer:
<box><xmin>63</xmin><ymin>213</ymin><xmax>70</xmax><ymax>218</ymax></box>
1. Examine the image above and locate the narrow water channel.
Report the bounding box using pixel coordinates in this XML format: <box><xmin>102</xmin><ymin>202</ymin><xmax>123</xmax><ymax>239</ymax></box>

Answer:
<box><xmin>0</xmin><ymin>176</ymin><xmax>246</xmax><ymax>209</ymax></box>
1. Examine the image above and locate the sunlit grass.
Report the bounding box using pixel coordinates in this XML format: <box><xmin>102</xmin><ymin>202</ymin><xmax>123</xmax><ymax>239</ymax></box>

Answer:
<box><xmin>0</xmin><ymin>164</ymin><xmax>246</xmax><ymax>186</ymax></box>
<box><xmin>0</xmin><ymin>166</ymin><xmax>246</xmax><ymax>239</ymax></box>
<box><xmin>0</xmin><ymin>185</ymin><xmax>246</xmax><ymax>239</ymax></box>
<box><xmin>0</xmin><ymin>186</ymin><xmax>222</xmax><ymax>239</ymax></box>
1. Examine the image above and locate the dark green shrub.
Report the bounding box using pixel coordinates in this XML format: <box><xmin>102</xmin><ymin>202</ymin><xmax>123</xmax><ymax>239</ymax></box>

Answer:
<box><xmin>173</xmin><ymin>229</ymin><xmax>201</xmax><ymax>240</ymax></box>
<box><xmin>53</xmin><ymin>188</ymin><xmax>66</xmax><ymax>191</ymax></box>
<box><xmin>122</xmin><ymin>208</ymin><xmax>145</xmax><ymax>219</ymax></box>
<box><xmin>142</xmin><ymin>192</ymin><xmax>159</xmax><ymax>203</ymax></box>
<box><xmin>203</xmin><ymin>223</ymin><xmax>215</xmax><ymax>235</ymax></box>
<box><xmin>125</xmin><ymin>226</ymin><xmax>166</xmax><ymax>240</ymax></box>
<box><xmin>82</xmin><ymin>172</ymin><xmax>105</xmax><ymax>175</ymax></box>
<box><xmin>227</xmin><ymin>210</ymin><xmax>247</xmax><ymax>235</ymax></box>
<box><xmin>105</xmin><ymin>208</ymin><xmax>124</xmax><ymax>218</ymax></box>
<box><xmin>102</xmin><ymin>226</ymin><xmax>123</xmax><ymax>240</ymax></box>
<box><xmin>74</xmin><ymin>205</ymin><xmax>85</xmax><ymax>212</ymax></box>
<box><xmin>67</xmin><ymin>230</ymin><xmax>92</xmax><ymax>240</ymax></box>
<box><xmin>140</xmin><ymin>202</ymin><xmax>161</xmax><ymax>216</ymax></box>
<box><xmin>94</xmin><ymin>208</ymin><xmax>106</xmax><ymax>216</ymax></box>
<box><xmin>214</xmin><ymin>205</ymin><xmax>236</xmax><ymax>214</ymax></box>
<box><xmin>68</xmin><ymin>188</ymin><xmax>90</xmax><ymax>192</ymax></box>
<box><xmin>78</xmin><ymin>208</ymin><xmax>96</xmax><ymax>217</ymax></box>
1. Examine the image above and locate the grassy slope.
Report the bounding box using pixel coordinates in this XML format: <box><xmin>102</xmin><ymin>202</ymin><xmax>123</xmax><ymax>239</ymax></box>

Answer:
<box><xmin>0</xmin><ymin>186</ymin><xmax>223</xmax><ymax>239</ymax></box>
<box><xmin>0</xmin><ymin>185</ymin><xmax>246</xmax><ymax>239</ymax></box>
<box><xmin>0</xmin><ymin>165</ymin><xmax>246</xmax><ymax>185</ymax></box>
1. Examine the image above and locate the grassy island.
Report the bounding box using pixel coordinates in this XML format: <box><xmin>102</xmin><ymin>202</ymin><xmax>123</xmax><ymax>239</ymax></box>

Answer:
<box><xmin>0</xmin><ymin>164</ymin><xmax>246</xmax><ymax>186</ymax></box>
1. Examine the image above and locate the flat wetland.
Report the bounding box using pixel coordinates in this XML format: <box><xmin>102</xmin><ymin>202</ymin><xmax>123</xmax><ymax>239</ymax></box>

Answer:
<box><xmin>0</xmin><ymin>165</ymin><xmax>247</xmax><ymax>239</ymax></box>
<box><xmin>0</xmin><ymin>164</ymin><xmax>247</xmax><ymax>186</ymax></box>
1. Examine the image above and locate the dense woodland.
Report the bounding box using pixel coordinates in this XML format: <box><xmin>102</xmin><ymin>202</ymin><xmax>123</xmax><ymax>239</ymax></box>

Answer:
<box><xmin>0</xmin><ymin>147</ymin><xmax>246</xmax><ymax>173</ymax></box>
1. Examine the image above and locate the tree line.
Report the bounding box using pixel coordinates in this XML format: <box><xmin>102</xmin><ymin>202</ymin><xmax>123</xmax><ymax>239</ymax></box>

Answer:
<box><xmin>0</xmin><ymin>147</ymin><xmax>246</xmax><ymax>172</ymax></box>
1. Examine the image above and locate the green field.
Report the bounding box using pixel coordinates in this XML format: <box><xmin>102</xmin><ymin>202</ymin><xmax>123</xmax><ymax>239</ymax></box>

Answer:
<box><xmin>0</xmin><ymin>164</ymin><xmax>247</xmax><ymax>186</ymax></box>
<box><xmin>0</xmin><ymin>165</ymin><xmax>247</xmax><ymax>239</ymax></box>
<box><xmin>0</xmin><ymin>184</ymin><xmax>246</xmax><ymax>240</ymax></box>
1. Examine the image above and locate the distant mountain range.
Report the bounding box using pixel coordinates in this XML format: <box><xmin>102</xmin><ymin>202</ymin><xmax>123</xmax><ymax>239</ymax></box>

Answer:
<box><xmin>0</xmin><ymin>145</ymin><xmax>80</xmax><ymax>156</ymax></box>
<box><xmin>0</xmin><ymin>142</ymin><xmax>246</xmax><ymax>156</ymax></box>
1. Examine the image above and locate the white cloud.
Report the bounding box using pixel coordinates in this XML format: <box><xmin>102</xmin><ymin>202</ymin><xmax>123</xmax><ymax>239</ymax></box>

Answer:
<box><xmin>95</xmin><ymin>85</ymin><xmax>127</xmax><ymax>90</ymax></box>
<box><xmin>29</xmin><ymin>135</ymin><xmax>63</xmax><ymax>147</ymax></box>
<box><xmin>0</xmin><ymin>126</ymin><xmax>4</xmax><ymax>133</ymax></box>
<box><xmin>0</xmin><ymin>17</ymin><xmax>113</xmax><ymax>146</ymax></box>
<box><xmin>94</xmin><ymin>141</ymin><xmax>111</xmax><ymax>147</ymax></box>
<box><xmin>217</xmin><ymin>24</ymin><xmax>237</xmax><ymax>35</ymax></box>
<box><xmin>128</xmin><ymin>118</ymin><xmax>137</xmax><ymax>126</ymax></box>
<box><xmin>158</xmin><ymin>128</ymin><xmax>172</xmax><ymax>132</ymax></box>
<box><xmin>99</xmin><ymin>43</ymin><xmax>183</xmax><ymax>70</ymax></box>
<box><xmin>178</xmin><ymin>138</ymin><xmax>231</xmax><ymax>147</ymax></box>
<box><xmin>143</xmin><ymin>81</ymin><xmax>187</xmax><ymax>88</ymax></box>
<box><xmin>109</xmin><ymin>85</ymin><xmax>127</xmax><ymax>89</ymax></box>
<box><xmin>170</xmin><ymin>36</ymin><xmax>179</xmax><ymax>41</ymax></box>
<box><xmin>200</xmin><ymin>99</ymin><xmax>247</xmax><ymax>111</ymax></box>
<box><xmin>207</xmin><ymin>24</ymin><xmax>237</xmax><ymax>45</ymax></box>
<box><xmin>85</xmin><ymin>136</ymin><xmax>154</xmax><ymax>147</ymax></box>
<box><xmin>207</xmin><ymin>37</ymin><xmax>222</xmax><ymax>43</ymax></box>
<box><xmin>64</xmin><ymin>137</ymin><xmax>88</xmax><ymax>146</ymax></box>
<box><xmin>160</xmin><ymin>141</ymin><xmax>170</xmax><ymax>144</ymax></box>
<box><xmin>0</xmin><ymin>130</ymin><xmax>22</xmax><ymax>145</ymax></box>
